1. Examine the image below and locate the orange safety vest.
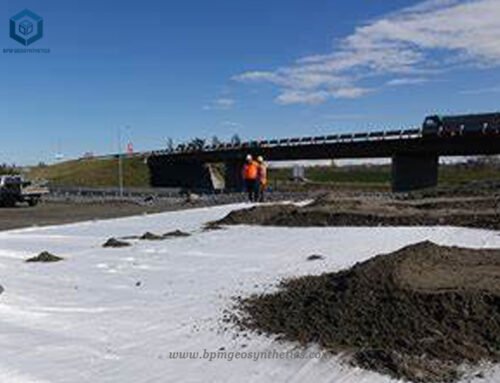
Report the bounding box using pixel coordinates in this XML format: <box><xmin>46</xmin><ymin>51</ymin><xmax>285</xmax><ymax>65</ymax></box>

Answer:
<box><xmin>258</xmin><ymin>164</ymin><xmax>267</xmax><ymax>185</ymax></box>
<box><xmin>242</xmin><ymin>161</ymin><xmax>258</xmax><ymax>180</ymax></box>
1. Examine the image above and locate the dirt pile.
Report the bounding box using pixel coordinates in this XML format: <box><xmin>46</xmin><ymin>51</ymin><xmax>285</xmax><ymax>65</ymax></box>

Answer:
<box><xmin>163</xmin><ymin>230</ymin><xmax>190</xmax><ymax>238</ymax></box>
<box><xmin>203</xmin><ymin>222</ymin><xmax>227</xmax><ymax>232</ymax></box>
<box><xmin>213</xmin><ymin>194</ymin><xmax>500</xmax><ymax>230</ymax></box>
<box><xmin>103</xmin><ymin>230</ymin><xmax>191</xmax><ymax>244</ymax></box>
<box><xmin>26</xmin><ymin>251</ymin><xmax>64</xmax><ymax>263</ymax></box>
<box><xmin>216</xmin><ymin>205</ymin><xmax>299</xmax><ymax>226</ymax></box>
<box><xmin>306</xmin><ymin>254</ymin><xmax>325</xmax><ymax>261</ymax></box>
<box><xmin>102</xmin><ymin>238</ymin><xmax>131</xmax><ymax>248</ymax></box>
<box><xmin>405</xmin><ymin>180</ymin><xmax>500</xmax><ymax>200</ymax></box>
<box><xmin>233</xmin><ymin>242</ymin><xmax>500</xmax><ymax>382</ymax></box>
<box><xmin>140</xmin><ymin>232</ymin><xmax>164</xmax><ymax>240</ymax></box>
<box><xmin>140</xmin><ymin>230</ymin><xmax>191</xmax><ymax>240</ymax></box>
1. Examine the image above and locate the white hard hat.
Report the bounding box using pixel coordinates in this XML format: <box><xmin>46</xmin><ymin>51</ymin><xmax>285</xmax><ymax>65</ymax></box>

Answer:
<box><xmin>246</xmin><ymin>154</ymin><xmax>253</xmax><ymax>161</ymax></box>
<box><xmin>257</xmin><ymin>156</ymin><xmax>264</xmax><ymax>163</ymax></box>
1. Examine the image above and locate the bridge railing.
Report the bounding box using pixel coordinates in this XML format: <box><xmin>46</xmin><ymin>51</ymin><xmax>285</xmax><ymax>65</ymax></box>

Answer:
<box><xmin>88</xmin><ymin>127</ymin><xmax>424</xmax><ymax>160</ymax></box>
<box><xmin>83</xmin><ymin>118</ymin><xmax>500</xmax><ymax>162</ymax></box>
<box><xmin>149</xmin><ymin>127</ymin><xmax>423</xmax><ymax>156</ymax></box>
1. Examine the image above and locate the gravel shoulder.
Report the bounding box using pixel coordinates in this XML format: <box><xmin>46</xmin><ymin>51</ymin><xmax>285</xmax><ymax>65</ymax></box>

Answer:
<box><xmin>0</xmin><ymin>201</ymin><xmax>211</xmax><ymax>231</ymax></box>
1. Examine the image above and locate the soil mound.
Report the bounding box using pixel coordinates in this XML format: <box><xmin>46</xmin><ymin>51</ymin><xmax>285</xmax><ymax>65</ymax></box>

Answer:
<box><xmin>217</xmin><ymin>204</ymin><xmax>298</xmax><ymax>226</ymax></box>
<box><xmin>405</xmin><ymin>180</ymin><xmax>500</xmax><ymax>200</ymax></box>
<box><xmin>163</xmin><ymin>230</ymin><xmax>191</xmax><ymax>238</ymax></box>
<box><xmin>102</xmin><ymin>238</ymin><xmax>131</xmax><ymax>248</ymax></box>
<box><xmin>233</xmin><ymin>242</ymin><xmax>500</xmax><ymax>382</ymax></box>
<box><xmin>213</xmin><ymin>194</ymin><xmax>500</xmax><ymax>230</ymax></box>
<box><xmin>140</xmin><ymin>232</ymin><xmax>164</xmax><ymax>240</ymax></box>
<box><xmin>139</xmin><ymin>230</ymin><xmax>191</xmax><ymax>240</ymax></box>
<box><xmin>203</xmin><ymin>222</ymin><xmax>227</xmax><ymax>232</ymax></box>
<box><xmin>306</xmin><ymin>254</ymin><xmax>324</xmax><ymax>261</ymax></box>
<box><xmin>26</xmin><ymin>251</ymin><xmax>64</xmax><ymax>263</ymax></box>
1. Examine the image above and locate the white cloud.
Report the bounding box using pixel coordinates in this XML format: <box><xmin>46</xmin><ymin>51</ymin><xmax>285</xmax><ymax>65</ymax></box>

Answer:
<box><xmin>203</xmin><ymin>98</ymin><xmax>235</xmax><ymax>110</ymax></box>
<box><xmin>234</xmin><ymin>0</ymin><xmax>500</xmax><ymax>104</ymax></box>
<box><xmin>273</xmin><ymin>87</ymin><xmax>372</xmax><ymax>105</ymax></box>
<box><xmin>459</xmin><ymin>86</ymin><xmax>500</xmax><ymax>95</ymax></box>
<box><xmin>221</xmin><ymin>120</ymin><xmax>244</xmax><ymax>129</ymax></box>
<box><xmin>276</xmin><ymin>90</ymin><xmax>330</xmax><ymax>105</ymax></box>
<box><xmin>386</xmin><ymin>77</ymin><xmax>429</xmax><ymax>86</ymax></box>
<box><xmin>331</xmin><ymin>87</ymin><xmax>372</xmax><ymax>99</ymax></box>
<box><xmin>321</xmin><ymin>113</ymin><xmax>366</xmax><ymax>121</ymax></box>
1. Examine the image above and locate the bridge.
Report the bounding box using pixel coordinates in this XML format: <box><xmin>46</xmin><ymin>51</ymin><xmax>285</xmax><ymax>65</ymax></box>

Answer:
<box><xmin>146</xmin><ymin>126</ymin><xmax>500</xmax><ymax>192</ymax></box>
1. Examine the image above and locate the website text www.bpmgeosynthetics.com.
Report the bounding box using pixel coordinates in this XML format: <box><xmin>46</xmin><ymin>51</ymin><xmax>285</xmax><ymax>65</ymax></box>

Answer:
<box><xmin>168</xmin><ymin>349</ymin><xmax>329</xmax><ymax>362</ymax></box>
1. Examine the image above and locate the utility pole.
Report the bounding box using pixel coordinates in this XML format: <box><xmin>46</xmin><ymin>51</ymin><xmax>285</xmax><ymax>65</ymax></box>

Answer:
<box><xmin>118</xmin><ymin>127</ymin><xmax>124</xmax><ymax>197</ymax></box>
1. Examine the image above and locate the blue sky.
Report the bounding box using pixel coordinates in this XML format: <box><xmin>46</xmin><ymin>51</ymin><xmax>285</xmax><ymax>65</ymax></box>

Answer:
<box><xmin>2</xmin><ymin>0</ymin><xmax>500</xmax><ymax>164</ymax></box>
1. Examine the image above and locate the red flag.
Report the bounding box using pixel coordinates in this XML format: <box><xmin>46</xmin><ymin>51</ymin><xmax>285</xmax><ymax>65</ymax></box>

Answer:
<box><xmin>127</xmin><ymin>142</ymin><xmax>134</xmax><ymax>156</ymax></box>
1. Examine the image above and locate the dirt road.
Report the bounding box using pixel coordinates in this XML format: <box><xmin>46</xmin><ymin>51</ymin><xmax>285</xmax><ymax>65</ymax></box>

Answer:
<box><xmin>0</xmin><ymin>201</ymin><xmax>201</xmax><ymax>231</ymax></box>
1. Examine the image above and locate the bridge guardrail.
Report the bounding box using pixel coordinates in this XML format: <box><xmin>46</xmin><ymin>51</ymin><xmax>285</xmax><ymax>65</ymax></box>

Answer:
<box><xmin>84</xmin><ymin>121</ymin><xmax>499</xmax><ymax>161</ymax></box>
<box><xmin>48</xmin><ymin>186</ymin><xmax>183</xmax><ymax>199</ymax></box>
<box><xmin>148</xmin><ymin>127</ymin><xmax>423</xmax><ymax>157</ymax></box>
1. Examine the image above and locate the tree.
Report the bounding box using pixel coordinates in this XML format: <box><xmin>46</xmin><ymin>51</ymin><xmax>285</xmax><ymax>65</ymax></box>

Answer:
<box><xmin>230</xmin><ymin>134</ymin><xmax>242</xmax><ymax>146</ymax></box>
<box><xmin>166</xmin><ymin>137</ymin><xmax>174</xmax><ymax>152</ymax></box>
<box><xmin>211</xmin><ymin>135</ymin><xmax>221</xmax><ymax>147</ymax></box>
<box><xmin>0</xmin><ymin>163</ymin><xmax>18</xmax><ymax>174</ymax></box>
<box><xmin>189</xmin><ymin>138</ymin><xmax>206</xmax><ymax>150</ymax></box>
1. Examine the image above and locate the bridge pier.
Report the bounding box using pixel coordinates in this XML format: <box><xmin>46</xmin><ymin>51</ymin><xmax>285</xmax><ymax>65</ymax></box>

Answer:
<box><xmin>147</xmin><ymin>158</ymin><xmax>216</xmax><ymax>191</ymax></box>
<box><xmin>224</xmin><ymin>160</ymin><xmax>245</xmax><ymax>191</ymax></box>
<box><xmin>391</xmin><ymin>153</ymin><xmax>439</xmax><ymax>192</ymax></box>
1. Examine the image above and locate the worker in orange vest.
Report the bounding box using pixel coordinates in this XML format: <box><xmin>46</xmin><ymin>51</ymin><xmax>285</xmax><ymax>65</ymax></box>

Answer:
<box><xmin>242</xmin><ymin>154</ymin><xmax>259</xmax><ymax>202</ymax></box>
<box><xmin>256</xmin><ymin>156</ymin><xmax>267</xmax><ymax>202</ymax></box>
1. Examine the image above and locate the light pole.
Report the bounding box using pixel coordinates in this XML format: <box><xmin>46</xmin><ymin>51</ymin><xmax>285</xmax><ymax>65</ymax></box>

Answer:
<box><xmin>117</xmin><ymin>126</ymin><xmax>130</xmax><ymax>198</ymax></box>
<box><xmin>117</xmin><ymin>127</ymin><xmax>124</xmax><ymax>197</ymax></box>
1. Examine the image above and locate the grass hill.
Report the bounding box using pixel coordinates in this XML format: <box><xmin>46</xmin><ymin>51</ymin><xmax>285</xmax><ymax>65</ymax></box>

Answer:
<box><xmin>28</xmin><ymin>157</ymin><xmax>151</xmax><ymax>188</ymax></box>
<box><xmin>26</xmin><ymin>156</ymin><xmax>500</xmax><ymax>190</ymax></box>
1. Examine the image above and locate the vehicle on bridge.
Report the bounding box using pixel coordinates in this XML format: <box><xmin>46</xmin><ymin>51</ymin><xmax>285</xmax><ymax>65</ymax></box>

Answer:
<box><xmin>0</xmin><ymin>175</ymin><xmax>48</xmax><ymax>207</ymax></box>
<box><xmin>422</xmin><ymin>113</ymin><xmax>500</xmax><ymax>137</ymax></box>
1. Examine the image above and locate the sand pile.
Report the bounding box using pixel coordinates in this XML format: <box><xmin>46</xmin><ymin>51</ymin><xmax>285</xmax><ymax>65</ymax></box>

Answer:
<box><xmin>233</xmin><ymin>242</ymin><xmax>500</xmax><ymax>382</ymax></box>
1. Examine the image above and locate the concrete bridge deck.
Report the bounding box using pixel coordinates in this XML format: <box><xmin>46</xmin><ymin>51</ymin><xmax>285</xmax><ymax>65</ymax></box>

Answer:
<box><xmin>147</xmin><ymin>128</ymin><xmax>500</xmax><ymax>192</ymax></box>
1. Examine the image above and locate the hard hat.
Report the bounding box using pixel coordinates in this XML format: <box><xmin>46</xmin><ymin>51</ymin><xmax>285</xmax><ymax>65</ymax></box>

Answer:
<box><xmin>246</xmin><ymin>154</ymin><xmax>253</xmax><ymax>161</ymax></box>
<box><xmin>257</xmin><ymin>156</ymin><xmax>264</xmax><ymax>163</ymax></box>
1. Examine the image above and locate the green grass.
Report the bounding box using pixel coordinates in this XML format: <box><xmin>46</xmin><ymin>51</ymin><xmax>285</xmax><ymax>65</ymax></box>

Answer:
<box><xmin>28</xmin><ymin>157</ymin><xmax>151</xmax><ymax>188</ymax></box>
<box><xmin>307</xmin><ymin>166</ymin><xmax>390</xmax><ymax>184</ymax></box>
<box><xmin>269</xmin><ymin>162</ymin><xmax>500</xmax><ymax>188</ymax></box>
<box><xmin>438</xmin><ymin>164</ymin><xmax>500</xmax><ymax>185</ymax></box>
<box><xmin>269</xmin><ymin>165</ymin><xmax>390</xmax><ymax>185</ymax></box>
<box><xmin>27</xmin><ymin>157</ymin><xmax>500</xmax><ymax>190</ymax></box>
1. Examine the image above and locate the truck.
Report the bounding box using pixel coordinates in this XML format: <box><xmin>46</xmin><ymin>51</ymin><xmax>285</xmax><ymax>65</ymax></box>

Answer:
<box><xmin>422</xmin><ymin>113</ymin><xmax>500</xmax><ymax>137</ymax></box>
<box><xmin>0</xmin><ymin>175</ymin><xmax>48</xmax><ymax>207</ymax></box>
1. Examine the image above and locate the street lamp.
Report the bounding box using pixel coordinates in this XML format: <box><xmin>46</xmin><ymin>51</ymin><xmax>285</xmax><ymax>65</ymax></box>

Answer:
<box><xmin>117</xmin><ymin>126</ymin><xmax>131</xmax><ymax>198</ymax></box>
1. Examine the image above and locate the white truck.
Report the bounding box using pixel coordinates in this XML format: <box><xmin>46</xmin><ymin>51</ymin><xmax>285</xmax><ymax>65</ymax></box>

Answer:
<box><xmin>0</xmin><ymin>175</ymin><xmax>48</xmax><ymax>207</ymax></box>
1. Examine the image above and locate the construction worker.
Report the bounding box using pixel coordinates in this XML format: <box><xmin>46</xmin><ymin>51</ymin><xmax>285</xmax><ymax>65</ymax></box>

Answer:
<box><xmin>256</xmin><ymin>156</ymin><xmax>267</xmax><ymax>202</ymax></box>
<box><xmin>242</xmin><ymin>154</ymin><xmax>259</xmax><ymax>202</ymax></box>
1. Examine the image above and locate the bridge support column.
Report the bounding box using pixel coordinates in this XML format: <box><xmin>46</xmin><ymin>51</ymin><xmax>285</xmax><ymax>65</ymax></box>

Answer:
<box><xmin>147</xmin><ymin>158</ymin><xmax>215</xmax><ymax>191</ymax></box>
<box><xmin>391</xmin><ymin>153</ymin><xmax>439</xmax><ymax>192</ymax></box>
<box><xmin>224</xmin><ymin>160</ymin><xmax>245</xmax><ymax>191</ymax></box>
